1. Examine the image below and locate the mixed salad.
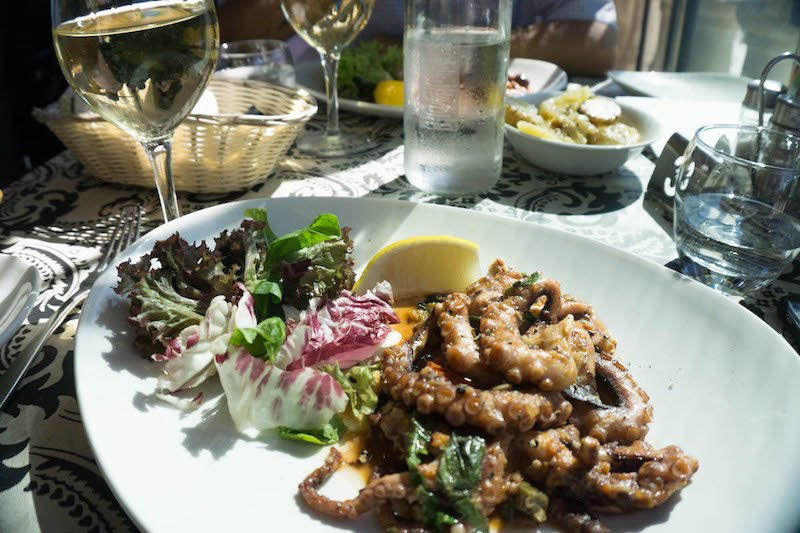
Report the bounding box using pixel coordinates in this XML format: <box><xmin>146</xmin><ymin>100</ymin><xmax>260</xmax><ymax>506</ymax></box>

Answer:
<box><xmin>338</xmin><ymin>40</ymin><xmax>403</xmax><ymax>103</ymax></box>
<box><xmin>116</xmin><ymin>209</ymin><xmax>400</xmax><ymax>444</ymax></box>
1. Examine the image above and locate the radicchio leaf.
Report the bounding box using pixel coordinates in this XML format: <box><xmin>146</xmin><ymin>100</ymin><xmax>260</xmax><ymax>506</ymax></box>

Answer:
<box><xmin>154</xmin><ymin>294</ymin><xmax>235</xmax><ymax>394</ymax></box>
<box><xmin>278</xmin><ymin>289</ymin><xmax>401</xmax><ymax>371</ymax></box>
<box><xmin>215</xmin><ymin>288</ymin><xmax>347</xmax><ymax>434</ymax></box>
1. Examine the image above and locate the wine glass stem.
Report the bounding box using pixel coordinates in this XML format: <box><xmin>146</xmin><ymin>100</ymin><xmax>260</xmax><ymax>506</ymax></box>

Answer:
<box><xmin>142</xmin><ymin>139</ymin><xmax>180</xmax><ymax>222</ymax></box>
<box><xmin>320</xmin><ymin>51</ymin><xmax>341</xmax><ymax>137</ymax></box>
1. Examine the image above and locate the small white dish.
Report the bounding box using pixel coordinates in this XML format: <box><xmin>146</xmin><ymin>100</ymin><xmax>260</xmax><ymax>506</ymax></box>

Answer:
<box><xmin>295</xmin><ymin>57</ymin><xmax>568</xmax><ymax>119</ymax></box>
<box><xmin>0</xmin><ymin>255</ymin><xmax>41</xmax><ymax>350</ymax></box>
<box><xmin>608</xmin><ymin>70</ymin><xmax>750</xmax><ymax>102</ymax></box>
<box><xmin>505</xmin><ymin>91</ymin><xmax>663</xmax><ymax>175</ymax></box>
<box><xmin>506</xmin><ymin>57</ymin><xmax>568</xmax><ymax>96</ymax></box>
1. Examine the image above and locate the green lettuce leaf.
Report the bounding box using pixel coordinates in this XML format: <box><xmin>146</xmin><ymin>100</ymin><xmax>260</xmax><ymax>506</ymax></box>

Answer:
<box><xmin>321</xmin><ymin>362</ymin><xmax>379</xmax><ymax>422</ymax></box>
<box><xmin>277</xmin><ymin>415</ymin><xmax>346</xmax><ymax>445</ymax></box>
<box><xmin>268</xmin><ymin>215</ymin><xmax>355</xmax><ymax>309</ymax></box>
<box><xmin>215</xmin><ymin>210</ymin><xmax>281</xmax><ymax>321</ymax></box>
<box><xmin>280</xmin><ymin>234</ymin><xmax>354</xmax><ymax>309</ymax></box>
<box><xmin>116</xmin><ymin>233</ymin><xmax>238</xmax><ymax>347</ymax></box>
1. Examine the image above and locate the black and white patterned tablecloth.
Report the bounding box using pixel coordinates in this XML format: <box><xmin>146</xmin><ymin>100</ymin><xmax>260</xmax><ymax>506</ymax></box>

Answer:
<box><xmin>1</xmin><ymin>111</ymin><xmax>798</xmax><ymax>532</ymax></box>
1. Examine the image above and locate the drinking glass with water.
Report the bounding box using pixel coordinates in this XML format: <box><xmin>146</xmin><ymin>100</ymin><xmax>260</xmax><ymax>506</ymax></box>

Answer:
<box><xmin>404</xmin><ymin>0</ymin><xmax>512</xmax><ymax>196</ymax></box>
<box><xmin>216</xmin><ymin>40</ymin><xmax>296</xmax><ymax>87</ymax></box>
<box><xmin>673</xmin><ymin>124</ymin><xmax>800</xmax><ymax>297</ymax></box>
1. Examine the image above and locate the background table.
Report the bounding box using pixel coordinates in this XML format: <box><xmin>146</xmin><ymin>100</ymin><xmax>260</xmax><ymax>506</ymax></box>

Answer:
<box><xmin>2</xmin><ymin>104</ymin><xmax>798</xmax><ymax>532</ymax></box>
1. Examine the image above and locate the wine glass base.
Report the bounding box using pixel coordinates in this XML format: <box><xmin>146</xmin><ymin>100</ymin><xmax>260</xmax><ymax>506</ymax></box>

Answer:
<box><xmin>295</xmin><ymin>131</ymin><xmax>376</xmax><ymax>157</ymax></box>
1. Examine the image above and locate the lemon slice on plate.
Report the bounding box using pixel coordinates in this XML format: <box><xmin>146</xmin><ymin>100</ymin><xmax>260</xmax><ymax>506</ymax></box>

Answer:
<box><xmin>353</xmin><ymin>236</ymin><xmax>480</xmax><ymax>301</ymax></box>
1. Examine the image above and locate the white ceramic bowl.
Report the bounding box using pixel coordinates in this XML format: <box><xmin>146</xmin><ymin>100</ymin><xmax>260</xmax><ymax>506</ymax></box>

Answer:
<box><xmin>505</xmin><ymin>91</ymin><xmax>662</xmax><ymax>175</ymax></box>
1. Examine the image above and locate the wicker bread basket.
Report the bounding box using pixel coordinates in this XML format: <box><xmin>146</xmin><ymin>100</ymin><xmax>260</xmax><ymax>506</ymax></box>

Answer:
<box><xmin>34</xmin><ymin>78</ymin><xmax>317</xmax><ymax>193</ymax></box>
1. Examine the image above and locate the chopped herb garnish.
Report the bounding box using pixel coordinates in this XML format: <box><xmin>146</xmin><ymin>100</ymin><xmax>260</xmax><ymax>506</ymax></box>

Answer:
<box><xmin>505</xmin><ymin>272</ymin><xmax>542</xmax><ymax>295</ymax></box>
<box><xmin>405</xmin><ymin>419</ymin><xmax>488</xmax><ymax>532</ymax></box>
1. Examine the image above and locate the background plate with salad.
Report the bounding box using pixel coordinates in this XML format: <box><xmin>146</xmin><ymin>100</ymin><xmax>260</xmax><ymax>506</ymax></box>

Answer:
<box><xmin>294</xmin><ymin>41</ymin><xmax>568</xmax><ymax>119</ymax></box>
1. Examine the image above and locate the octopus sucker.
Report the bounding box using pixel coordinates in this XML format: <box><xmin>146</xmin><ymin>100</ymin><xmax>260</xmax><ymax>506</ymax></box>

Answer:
<box><xmin>382</xmin><ymin>342</ymin><xmax>572</xmax><ymax>435</ymax></box>
<box><xmin>297</xmin><ymin>259</ymin><xmax>697</xmax><ymax>532</ymax></box>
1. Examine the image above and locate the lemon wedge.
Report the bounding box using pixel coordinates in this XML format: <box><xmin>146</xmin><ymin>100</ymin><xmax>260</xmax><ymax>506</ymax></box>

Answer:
<box><xmin>373</xmin><ymin>80</ymin><xmax>404</xmax><ymax>107</ymax></box>
<box><xmin>353</xmin><ymin>236</ymin><xmax>480</xmax><ymax>301</ymax></box>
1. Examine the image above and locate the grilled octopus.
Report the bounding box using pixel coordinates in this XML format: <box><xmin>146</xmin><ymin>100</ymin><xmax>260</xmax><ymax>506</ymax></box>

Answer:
<box><xmin>297</xmin><ymin>258</ymin><xmax>698</xmax><ymax>532</ymax></box>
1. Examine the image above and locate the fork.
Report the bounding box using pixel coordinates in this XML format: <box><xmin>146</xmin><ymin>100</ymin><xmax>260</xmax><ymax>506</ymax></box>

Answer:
<box><xmin>0</xmin><ymin>206</ymin><xmax>141</xmax><ymax>410</ymax></box>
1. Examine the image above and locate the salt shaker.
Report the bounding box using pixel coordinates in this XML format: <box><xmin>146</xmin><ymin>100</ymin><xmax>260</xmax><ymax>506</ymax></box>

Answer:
<box><xmin>770</xmin><ymin>93</ymin><xmax>800</xmax><ymax>134</ymax></box>
<box><xmin>755</xmin><ymin>52</ymin><xmax>800</xmax><ymax>134</ymax></box>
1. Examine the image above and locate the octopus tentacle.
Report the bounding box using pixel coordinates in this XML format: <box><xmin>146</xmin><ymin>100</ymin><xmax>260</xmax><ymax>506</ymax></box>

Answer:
<box><xmin>549</xmin><ymin>498</ymin><xmax>610</xmax><ymax>533</ymax></box>
<box><xmin>299</xmin><ymin>448</ymin><xmax>415</xmax><ymax>519</ymax></box>
<box><xmin>382</xmin><ymin>342</ymin><xmax>572</xmax><ymax>435</ymax></box>
<box><xmin>480</xmin><ymin>301</ymin><xmax>578</xmax><ymax>390</ymax></box>
<box><xmin>580</xmin><ymin>351</ymin><xmax>653</xmax><ymax>444</ymax></box>
<box><xmin>515</xmin><ymin>426</ymin><xmax>698</xmax><ymax>513</ymax></box>
<box><xmin>464</xmin><ymin>258</ymin><xmax>523</xmax><ymax>315</ymax></box>
<box><xmin>505</xmin><ymin>275</ymin><xmax>592</xmax><ymax>324</ymax></box>
<box><xmin>435</xmin><ymin>293</ymin><xmax>482</xmax><ymax>375</ymax></box>
<box><xmin>476</xmin><ymin>442</ymin><xmax>515</xmax><ymax>516</ymax></box>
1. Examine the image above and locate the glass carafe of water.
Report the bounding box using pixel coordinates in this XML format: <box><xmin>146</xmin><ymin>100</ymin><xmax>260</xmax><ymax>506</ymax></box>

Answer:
<box><xmin>403</xmin><ymin>0</ymin><xmax>512</xmax><ymax>196</ymax></box>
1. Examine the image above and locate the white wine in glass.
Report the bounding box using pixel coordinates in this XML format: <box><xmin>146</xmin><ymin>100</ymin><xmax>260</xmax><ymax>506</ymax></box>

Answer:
<box><xmin>52</xmin><ymin>0</ymin><xmax>220</xmax><ymax>221</ymax></box>
<box><xmin>281</xmin><ymin>0</ymin><xmax>376</xmax><ymax>157</ymax></box>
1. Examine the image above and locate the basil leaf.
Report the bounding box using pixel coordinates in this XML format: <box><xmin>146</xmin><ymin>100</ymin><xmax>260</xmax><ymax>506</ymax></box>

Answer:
<box><xmin>406</xmin><ymin>423</ymin><xmax>456</xmax><ymax>530</ymax></box>
<box><xmin>268</xmin><ymin>213</ymin><xmax>342</xmax><ymax>262</ymax></box>
<box><xmin>230</xmin><ymin>316</ymin><xmax>286</xmax><ymax>361</ymax></box>
<box><xmin>277</xmin><ymin>416</ymin><xmax>346</xmax><ymax>445</ymax></box>
<box><xmin>251</xmin><ymin>280</ymin><xmax>283</xmax><ymax>322</ymax></box>
<box><xmin>436</xmin><ymin>434</ymin><xmax>488</xmax><ymax>532</ymax></box>
<box><xmin>406</xmin><ymin>418</ymin><xmax>432</xmax><ymax>474</ymax></box>
<box><xmin>505</xmin><ymin>272</ymin><xmax>542</xmax><ymax>295</ymax></box>
<box><xmin>244</xmin><ymin>207</ymin><xmax>268</xmax><ymax>222</ymax></box>
<box><xmin>244</xmin><ymin>207</ymin><xmax>277</xmax><ymax>242</ymax></box>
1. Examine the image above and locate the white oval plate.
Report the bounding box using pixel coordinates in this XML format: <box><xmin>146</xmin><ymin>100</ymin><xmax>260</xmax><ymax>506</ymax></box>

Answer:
<box><xmin>0</xmin><ymin>254</ymin><xmax>41</xmax><ymax>350</ymax></box>
<box><xmin>75</xmin><ymin>198</ymin><xmax>800</xmax><ymax>533</ymax></box>
<box><xmin>607</xmin><ymin>70</ymin><xmax>750</xmax><ymax>102</ymax></box>
<box><xmin>295</xmin><ymin>57</ymin><xmax>568</xmax><ymax>119</ymax></box>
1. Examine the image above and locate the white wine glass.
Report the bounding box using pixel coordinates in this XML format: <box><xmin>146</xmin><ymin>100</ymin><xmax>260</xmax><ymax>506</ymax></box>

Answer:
<box><xmin>52</xmin><ymin>0</ymin><xmax>220</xmax><ymax>222</ymax></box>
<box><xmin>280</xmin><ymin>0</ymin><xmax>376</xmax><ymax>157</ymax></box>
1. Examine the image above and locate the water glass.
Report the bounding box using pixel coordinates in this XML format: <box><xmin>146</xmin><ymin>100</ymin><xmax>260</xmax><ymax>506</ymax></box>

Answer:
<box><xmin>216</xmin><ymin>39</ymin><xmax>296</xmax><ymax>87</ymax></box>
<box><xmin>673</xmin><ymin>124</ymin><xmax>800</xmax><ymax>296</ymax></box>
<box><xmin>404</xmin><ymin>0</ymin><xmax>512</xmax><ymax>196</ymax></box>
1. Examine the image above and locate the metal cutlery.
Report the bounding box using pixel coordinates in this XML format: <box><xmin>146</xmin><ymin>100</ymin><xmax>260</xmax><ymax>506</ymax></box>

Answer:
<box><xmin>0</xmin><ymin>206</ymin><xmax>141</xmax><ymax>410</ymax></box>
